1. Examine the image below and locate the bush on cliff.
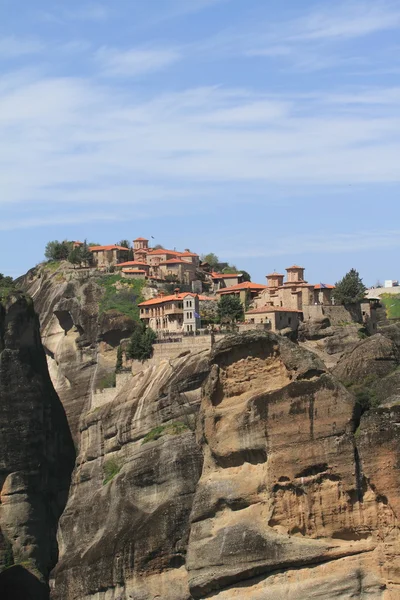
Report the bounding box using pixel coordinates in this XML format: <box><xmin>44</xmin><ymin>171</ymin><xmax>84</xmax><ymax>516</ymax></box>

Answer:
<box><xmin>126</xmin><ymin>322</ymin><xmax>156</xmax><ymax>362</ymax></box>
<box><xmin>0</xmin><ymin>274</ymin><xmax>15</xmax><ymax>301</ymax></box>
<box><xmin>97</xmin><ymin>274</ymin><xmax>145</xmax><ymax>321</ymax></box>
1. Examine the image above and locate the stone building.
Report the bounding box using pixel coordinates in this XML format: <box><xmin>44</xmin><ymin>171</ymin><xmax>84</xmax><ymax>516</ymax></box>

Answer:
<box><xmin>183</xmin><ymin>294</ymin><xmax>201</xmax><ymax>333</ymax></box>
<box><xmin>216</xmin><ymin>281</ymin><xmax>267</xmax><ymax>305</ymax></box>
<box><xmin>244</xmin><ymin>306</ymin><xmax>302</xmax><ymax>332</ymax></box>
<box><xmin>139</xmin><ymin>291</ymin><xmax>214</xmax><ymax>333</ymax></box>
<box><xmin>210</xmin><ymin>272</ymin><xmax>244</xmax><ymax>292</ymax></box>
<box><xmin>121</xmin><ymin>269</ymin><xmax>147</xmax><ymax>280</ymax></box>
<box><xmin>89</xmin><ymin>245</ymin><xmax>130</xmax><ymax>269</ymax></box>
<box><xmin>255</xmin><ymin>265</ymin><xmax>334</xmax><ymax>311</ymax></box>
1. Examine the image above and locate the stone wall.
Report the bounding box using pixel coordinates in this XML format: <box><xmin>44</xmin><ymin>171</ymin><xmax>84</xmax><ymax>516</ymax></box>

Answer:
<box><xmin>303</xmin><ymin>304</ymin><xmax>362</xmax><ymax>325</ymax></box>
<box><xmin>91</xmin><ymin>372</ymin><xmax>132</xmax><ymax>409</ymax></box>
<box><xmin>131</xmin><ymin>334</ymin><xmax>225</xmax><ymax>375</ymax></box>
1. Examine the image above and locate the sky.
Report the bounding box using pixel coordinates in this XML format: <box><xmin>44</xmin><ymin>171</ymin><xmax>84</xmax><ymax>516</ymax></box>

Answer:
<box><xmin>1</xmin><ymin>0</ymin><xmax>400</xmax><ymax>286</ymax></box>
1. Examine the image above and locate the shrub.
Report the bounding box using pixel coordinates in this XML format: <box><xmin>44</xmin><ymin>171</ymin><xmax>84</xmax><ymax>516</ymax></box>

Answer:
<box><xmin>98</xmin><ymin>372</ymin><xmax>116</xmax><ymax>390</ymax></box>
<box><xmin>103</xmin><ymin>458</ymin><xmax>121</xmax><ymax>485</ymax></box>
<box><xmin>126</xmin><ymin>322</ymin><xmax>156</xmax><ymax>362</ymax></box>
<box><xmin>217</xmin><ymin>294</ymin><xmax>244</xmax><ymax>324</ymax></box>
<box><xmin>97</xmin><ymin>274</ymin><xmax>145</xmax><ymax>321</ymax></box>
<box><xmin>142</xmin><ymin>422</ymin><xmax>190</xmax><ymax>444</ymax></box>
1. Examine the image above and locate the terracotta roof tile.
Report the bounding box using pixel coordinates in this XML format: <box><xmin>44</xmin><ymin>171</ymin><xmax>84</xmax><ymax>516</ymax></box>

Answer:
<box><xmin>89</xmin><ymin>245</ymin><xmax>130</xmax><ymax>252</ymax></box>
<box><xmin>314</xmin><ymin>284</ymin><xmax>335</xmax><ymax>290</ymax></box>
<box><xmin>134</xmin><ymin>237</ymin><xmax>148</xmax><ymax>241</ymax></box>
<box><xmin>216</xmin><ymin>282</ymin><xmax>267</xmax><ymax>294</ymax></box>
<box><xmin>116</xmin><ymin>261</ymin><xmax>149</xmax><ymax>267</ymax></box>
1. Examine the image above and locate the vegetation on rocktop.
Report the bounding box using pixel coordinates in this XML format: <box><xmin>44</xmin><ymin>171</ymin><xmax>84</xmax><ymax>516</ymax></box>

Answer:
<box><xmin>0</xmin><ymin>273</ymin><xmax>16</xmax><ymax>302</ymax></box>
<box><xmin>380</xmin><ymin>294</ymin><xmax>400</xmax><ymax>320</ymax></box>
<box><xmin>96</xmin><ymin>274</ymin><xmax>145</xmax><ymax>321</ymax></box>
<box><xmin>332</xmin><ymin>268</ymin><xmax>366</xmax><ymax>305</ymax></box>
<box><xmin>45</xmin><ymin>239</ymin><xmax>95</xmax><ymax>267</ymax></box>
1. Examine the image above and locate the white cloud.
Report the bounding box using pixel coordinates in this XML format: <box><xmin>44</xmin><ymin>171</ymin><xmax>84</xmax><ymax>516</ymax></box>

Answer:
<box><xmin>0</xmin><ymin>213</ymin><xmax>123</xmax><ymax>232</ymax></box>
<box><xmin>291</xmin><ymin>1</ymin><xmax>400</xmax><ymax>41</ymax></box>
<box><xmin>218</xmin><ymin>230</ymin><xmax>400</xmax><ymax>259</ymax></box>
<box><xmin>0</xmin><ymin>36</ymin><xmax>43</xmax><ymax>59</ymax></box>
<box><xmin>96</xmin><ymin>47</ymin><xmax>181</xmax><ymax>77</ymax></box>
<box><xmin>1</xmin><ymin>74</ymin><xmax>400</xmax><ymax>217</ymax></box>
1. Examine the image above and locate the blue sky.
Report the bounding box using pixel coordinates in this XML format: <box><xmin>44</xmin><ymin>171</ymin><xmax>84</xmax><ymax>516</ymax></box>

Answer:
<box><xmin>1</xmin><ymin>0</ymin><xmax>400</xmax><ymax>286</ymax></box>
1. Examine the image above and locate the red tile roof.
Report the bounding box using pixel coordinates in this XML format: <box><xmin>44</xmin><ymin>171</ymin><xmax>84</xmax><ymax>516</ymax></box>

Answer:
<box><xmin>134</xmin><ymin>237</ymin><xmax>148</xmax><ymax>241</ymax></box>
<box><xmin>139</xmin><ymin>293</ymin><xmax>195</xmax><ymax>307</ymax></box>
<box><xmin>216</xmin><ymin>282</ymin><xmax>267</xmax><ymax>294</ymax></box>
<box><xmin>181</xmin><ymin>251</ymin><xmax>199</xmax><ymax>257</ymax></box>
<box><xmin>89</xmin><ymin>245</ymin><xmax>130</xmax><ymax>252</ymax></box>
<box><xmin>211</xmin><ymin>272</ymin><xmax>242</xmax><ymax>279</ymax></box>
<box><xmin>267</xmin><ymin>272</ymin><xmax>284</xmax><ymax>277</ymax></box>
<box><xmin>159</xmin><ymin>259</ymin><xmax>192</xmax><ymax>265</ymax></box>
<box><xmin>245</xmin><ymin>306</ymin><xmax>302</xmax><ymax>314</ymax></box>
<box><xmin>139</xmin><ymin>293</ymin><xmax>217</xmax><ymax>308</ymax></box>
<box><xmin>116</xmin><ymin>261</ymin><xmax>149</xmax><ymax>267</ymax></box>
<box><xmin>148</xmin><ymin>249</ymin><xmax>183</xmax><ymax>256</ymax></box>
<box><xmin>286</xmin><ymin>265</ymin><xmax>304</xmax><ymax>270</ymax></box>
<box><xmin>314</xmin><ymin>284</ymin><xmax>335</xmax><ymax>290</ymax></box>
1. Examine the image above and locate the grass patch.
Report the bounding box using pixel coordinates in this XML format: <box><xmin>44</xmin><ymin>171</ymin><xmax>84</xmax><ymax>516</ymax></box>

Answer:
<box><xmin>103</xmin><ymin>458</ymin><xmax>121</xmax><ymax>485</ymax></box>
<box><xmin>380</xmin><ymin>294</ymin><xmax>400</xmax><ymax>319</ymax></box>
<box><xmin>98</xmin><ymin>372</ymin><xmax>116</xmax><ymax>390</ymax></box>
<box><xmin>96</xmin><ymin>274</ymin><xmax>145</xmax><ymax>322</ymax></box>
<box><xmin>44</xmin><ymin>260</ymin><xmax>62</xmax><ymax>272</ymax></box>
<box><xmin>142</xmin><ymin>421</ymin><xmax>190</xmax><ymax>444</ymax></box>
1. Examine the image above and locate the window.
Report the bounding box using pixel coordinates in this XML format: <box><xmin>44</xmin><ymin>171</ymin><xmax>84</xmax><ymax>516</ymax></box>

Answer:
<box><xmin>288</xmin><ymin>317</ymin><xmax>291</xmax><ymax>325</ymax></box>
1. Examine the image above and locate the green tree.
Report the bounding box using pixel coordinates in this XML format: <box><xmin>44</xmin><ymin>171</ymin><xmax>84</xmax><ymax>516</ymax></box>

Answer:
<box><xmin>240</xmin><ymin>270</ymin><xmax>251</xmax><ymax>282</ymax></box>
<box><xmin>80</xmin><ymin>240</ymin><xmax>93</xmax><ymax>266</ymax></box>
<box><xmin>118</xmin><ymin>240</ymin><xmax>131</xmax><ymax>248</ymax></box>
<box><xmin>115</xmin><ymin>345</ymin><xmax>123</xmax><ymax>373</ymax></box>
<box><xmin>153</xmin><ymin>244</ymin><xmax>164</xmax><ymax>250</ymax></box>
<box><xmin>201</xmin><ymin>253</ymin><xmax>219</xmax><ymax>269</ymax></box>
<box><xmin>0</xmin><ymin>273</ymin><xmax>14</xmax><ymax>288</ymax></box>
<box><xmin>217</xmin><ymin>295</ymin><xmax>244</xmax><ymax>324</ymax></box>
<box><xmin>222</xmin><ymin>265</ymin><xmax>238</xmax><ymax>274</ymax></box>
<box><xmin>126</xmin><ymin>322</ymin><xmax>157</xmax><ymax>362</ymax></box>
<box><xmin>68</xmin><ymin>247</ymin><xmax>82</xmax><ymax>266</ymax></box>
<box><xmin>333</xmin><ymin>269</ymin><xmax>367</xmax><ymax>305</ymax></box>
<box><xmin>44</xmin><ymin>240</ymin><xmax>71</xmax><ymax>261</ymax></box>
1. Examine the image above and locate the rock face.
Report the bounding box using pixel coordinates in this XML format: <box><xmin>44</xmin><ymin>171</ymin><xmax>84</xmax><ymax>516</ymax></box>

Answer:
<box><xmin>52</xmin><ymin>349</ymin><xmax>210</xmax><ymax>600</ymax></box>
<box><xmin>45</xmin><ymin>330</ymin><xmax>400</xmax><ymax>599</ymax></box>
<box><xmin>0</xmin><ymin>293</ymin><xmax>75</xmax><ymax>599</ymax></box>
<box><xmin>20</xmin><ymin>264</ymin><xmax>139</xmax><ymax>443</ymax></box>
<box><xmin>14</xmin><ymin>266</ymin><xmax>400</xmax><ymax>599</ymax></box>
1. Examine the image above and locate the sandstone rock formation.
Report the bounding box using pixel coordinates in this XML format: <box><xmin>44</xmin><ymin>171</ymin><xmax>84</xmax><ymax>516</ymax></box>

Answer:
<box><xmin>47</xmin><ymin>330</ymin><xmax>400</xmax><ymax>599</ymax></box>
<box><xmin>20</xmin><ymin>264</ymin><xmax>139</xmax><ymax>443</ymax></box>
<box><xmin>14</xmin><ymin>265</ymin><xmax>400</xmax><ymax>599</ymax></box>
<box><xmin>0</xmin><ymin>292</ymin><xmax>75</xmax><ymax>599</ymax></box>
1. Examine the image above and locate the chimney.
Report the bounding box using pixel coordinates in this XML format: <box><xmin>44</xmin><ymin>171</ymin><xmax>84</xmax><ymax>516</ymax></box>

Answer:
<box><xmin>174</xmin><ymin>287</ymin><xmax>180</xmax><ymax>297</ymax></box>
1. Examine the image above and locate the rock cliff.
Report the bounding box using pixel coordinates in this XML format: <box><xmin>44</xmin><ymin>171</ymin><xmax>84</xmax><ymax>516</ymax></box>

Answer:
<box><xmin>51</xmin><ymin>328</ymin><xmax>400</xmax><ymax>599</ymax></box>
<box><xmin>15</xmin><ymin>266</ymin><xmax>400</xmax><ymax>599</ymax></box>
<box><xmin>0</xmin><ymin>292</ymin><xmax>75</xmax><ymax>599</ymax></box>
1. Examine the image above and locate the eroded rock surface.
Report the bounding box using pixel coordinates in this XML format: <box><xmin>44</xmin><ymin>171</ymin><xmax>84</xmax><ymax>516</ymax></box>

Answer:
<box><xmin>44</xmin><ymin>330</ymin><xmax>400</xmax><ymax>599</ymax></box>
<box><xmin>0</xmin><ymin>293</ymin><xmax>75</xmax><ymax>599</ymax></box>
